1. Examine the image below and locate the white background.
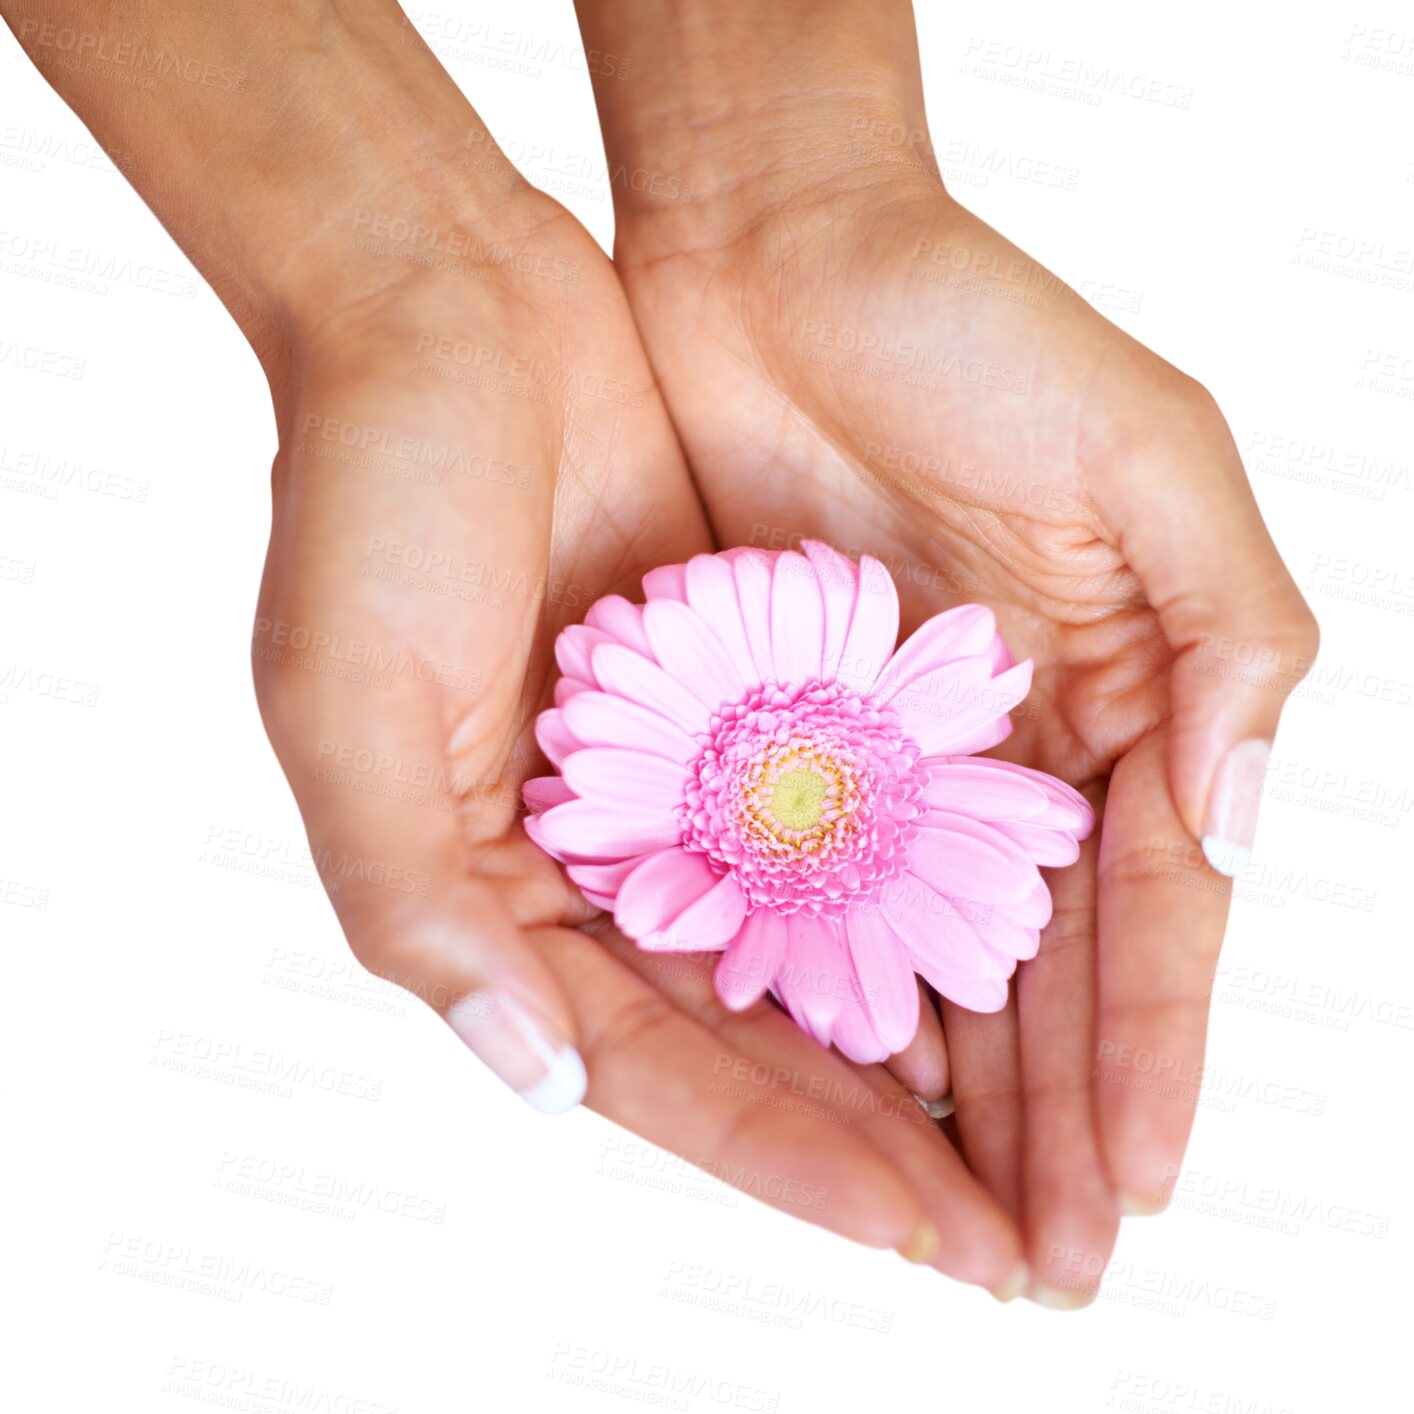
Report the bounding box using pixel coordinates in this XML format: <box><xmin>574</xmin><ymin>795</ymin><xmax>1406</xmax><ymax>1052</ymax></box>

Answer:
<box><xmin>3</xmin><ymin>2</ymin><xmax>1410</xmax><ymax>1410</ymax></box>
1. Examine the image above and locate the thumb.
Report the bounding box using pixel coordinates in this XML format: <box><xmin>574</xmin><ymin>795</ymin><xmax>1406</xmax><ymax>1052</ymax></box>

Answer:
<box><xmin>1107</xmin><ymin>383</ymin><xmax>1320</xmax><ymax>875</ymax></box>
<box><xmin>253</xmin><ymin>638</ymin><xmax>588</xmax><ymax>1115</ymax></box>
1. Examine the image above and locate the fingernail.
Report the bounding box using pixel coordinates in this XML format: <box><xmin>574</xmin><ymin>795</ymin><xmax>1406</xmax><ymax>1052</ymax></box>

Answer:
<box><xmin>1026</xmin><ymin>1282</ymin><xmax>1097</xmax><ymax>1311</ymax></box>
<box><xmin>445</xmin><ymin>990</ymin><xmax>587</xmax><ymax>1115</ymax></box>
<box><xmin>1201</xmin><ymin>738</ymin><xmax>1271</xmax><ymax>877</ymax></box>
<box><xmin>917</xmin><ymin>1092</ymin><xmax>955</xmax><ymax>1120</ymax></box>
<box><xmin>896</xmin><ymin>1219</ymin><xmax>938</xmax><ymax>1264</ymax></box>
<box><xmin>989</xmin><ymin>1262</ymin><xmax>1030</xmax><ymax>1303</ymax></box>
<box><xmin>1119</xmin><ymin>1191</ymin><xmax>1169</xmax><ymax>1216</ymax></box>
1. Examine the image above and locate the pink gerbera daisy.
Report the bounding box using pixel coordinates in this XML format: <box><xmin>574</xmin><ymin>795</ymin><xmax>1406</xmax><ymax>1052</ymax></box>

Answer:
<box><xmin>524</xmin><ymin>542</ymin><xmax>1094</xmax><ymax>1063</ymax></box>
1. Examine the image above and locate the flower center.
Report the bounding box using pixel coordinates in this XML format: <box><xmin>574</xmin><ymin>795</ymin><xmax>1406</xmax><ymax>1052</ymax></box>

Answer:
<box><xmin>679</xmin><ymin>681</ymin><xmax>925</xmax><ymax>918</ymax></box>
<box><xmin>769</xmin><ymin>766</ymin><xmax>829</xmax><ymax>831</ymax></box>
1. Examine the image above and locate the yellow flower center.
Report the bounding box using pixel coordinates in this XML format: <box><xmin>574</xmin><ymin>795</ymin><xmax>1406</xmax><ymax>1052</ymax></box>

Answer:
<box><xmin>769</xmin><ymin>767</ymin><xmax>829</xmax><ymax>831</ymax></box>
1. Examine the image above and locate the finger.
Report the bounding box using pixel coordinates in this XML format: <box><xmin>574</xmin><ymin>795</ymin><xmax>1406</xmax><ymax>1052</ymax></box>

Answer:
<box><xmin>530</xmin><ymin>923</ymin><xmax>931</xmax><ymax>1254</ymax></box>
<box><xmin>1094</xmin><ymin>724</ymin><xmax>1231</xmax><ymax>1207</ymax></box>
<box><xmin>255</xmin><ymin>648</ymin><xmax>589</xmax><ymax>1115</ymax></box>
<box><xmin>1102</xmin><ymin>384</ymin><xmax>1319</xmax><ymax>873</ymax></box>
<box><xmin>884</xmin><ymin>982</ymin><xmax>950</xmax><ymax>1101</ymax></box>
<box><xmin>941</xmin><ymin>995</ymin><xmax>1024</xmax><ymax>1227</ymax></box>
<box><xmin>1015</xmin><ymin>806</ymin><xmax>1119</xmax><ymax>1310</ymax></box>
<box><xmin>600</xmin><ymin>934</ymin><xmax>1026</xmax><ymax>1296</ymax></box>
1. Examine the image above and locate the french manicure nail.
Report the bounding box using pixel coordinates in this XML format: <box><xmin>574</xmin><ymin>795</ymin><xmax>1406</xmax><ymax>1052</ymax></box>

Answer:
<box><xmin>990</xmin><ymin>1262</ymin><xmax>1030</xmax><ymax>1303</ymax></box>
<box><xmin>1119</xmin><ymin>1191</ymin><xmax>1169</xmax><ymax>1216</ymax></box>
<box><xmin>896</xmin><ymin>1219</ymin><xmax>938</xmax><ymax>1264</ymax></box>
<box><xmin>1201</xmin><ymin>738</ymin><xmax>1271</xmax><ymax>877</ymax></box>
<box><xmin>445</xmin><ymin>990</ymin><xmax>587</xmax><ymax>1115</ymax></box>
<box><xmin>1026</xmin><ymin>1282</ymin><xmax>1097</xmax><ymax>1311</ymax></box>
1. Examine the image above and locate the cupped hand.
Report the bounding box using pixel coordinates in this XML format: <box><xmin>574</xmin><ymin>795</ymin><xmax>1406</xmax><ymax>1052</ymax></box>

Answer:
<box><xmin>610</xmin><ymin>172</ymin><xmax>1318</xmax><ymax>1303</ymax></box>
<box><xmin>250</xmin><ymin>198</ymin><xmax>1027</xmax><ymax>1293</ymax></box>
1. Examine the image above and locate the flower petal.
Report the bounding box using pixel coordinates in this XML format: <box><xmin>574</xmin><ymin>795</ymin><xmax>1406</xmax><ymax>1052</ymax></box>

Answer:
<box><xmin>730</xmin><ymin>549</ymin><xmax>777</xmax><ymax>686</ymax></box>
<box><xmin>993</xmin><ymin>819</ymin><xmax>1082</xmax><ymax>867</ymax></box>
<box><xmin>802</xmin><ymin>540</ymin><xmax>859</xmax><ymax>683</ymax></box>
<box><xmin>643</xmin><ymin>598</ymin><xmax>747</xmax><ymax>711</ymax></box>
<box><xmin>908</xmin><ymin>811</ymin><xmax>1042</xmax><ymax>904</ymax></box>
<box><xmin>590</xmin><ymin>643</ymin><xmax>712</xmax><ymax>736</ymax></box>
<box><xmin>905</xmin><ymin>661</ymin><xmax>1034</xmax><ymax>757</ymax></box>
<box><xmin>844</xmin><ymin>907</ymin><xmax>921</xmax><ymax>1053</ymax></box>
<box><xmin>716</xmin><ymin>909</ymin><xmax>787</xmax><ymax>1010</ymax></box>
<box><xmin>978</xmin><ymin>760</ymin><xmax>1095</xmax><ymax>834</ymax></box>
<box><xmin>836</xmin><ymin>554</ymin><xmax>898</xmax><ymax>692</ymax></box>
<box><xmin>585</xmin><ymin>594</ymin><xmax>654</xmax><ymax>659</ymax></box>
<box><xmin>561</xmin><ymin>747</ymin><xmax>689</xmax><ymax>812</ymax></box>
<box><xmin>686</xmin><ymin>553</ymin><xmax>761</xmax><ymax>690</ymax></box>
<box><xmin>555</xmin><ymin>624</ymin><xmax>615</xmax><ymax>686</ymax></box>
<box><xmin>562</xmin><ymin>690</ymin><xmax>697</xmax><ymax>764</ymax></box>
<box><xmin>642</xmin><ymin>562</ymin><xmax>688</xmax><ymax>602</ymax></box>
<box><xmin>642</xmin><ymin>872</ymin><xmax>748</xmax><ymax>952</ymax></box>
<box><xmin>879</xmin><ymin>877</ymin><xmax>1011</xmax><ymax>978</ymax></box>
<box><xmin>829</xmin><ymin>997</ymin><xmax>892</xmax><ymax>1063</ymax></box>
<box><xmin>534</xmin><ymin>709</ymin><xmax>581</xmax><ymax>768</ymax></box>
<box><xmin>614</xmin><ymin>847</ymin><xmax>721</xmax><ymax>938</ymax></box>
<box><xmin>567</xmin><ymin>856</ymin><xmax>642</xmax><ymax>899</ymax></box>
<box><xmin>874</xmin><ymin>605</ymin><xmax>999</xmax><ymax>701</ymax></box>
<box><xmin>532</xmin><ymin>798</ymin><xmax>681</xmax><ymax>860</ymax></box>
<box><xmin>523</xmin><ymin>775</ymin><xmax>574</xmax><ymax>813</ymax></box>
<box><xmin>775</xmin><ymin>914</ymin><xmax>851</xmax><ymax>1035</ymax></box>
<box><xmin>922</xmin><ymin>760</ymin><xmax>1050</xmax><ymax>819</ymax></box>
<box><xmin>770</xmin><ymin>550</ymin><xmax>825</xmax><ymax>686</ymax></box>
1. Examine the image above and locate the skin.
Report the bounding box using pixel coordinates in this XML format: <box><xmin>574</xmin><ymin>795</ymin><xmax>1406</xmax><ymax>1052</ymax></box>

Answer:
<box><xmin>5</xmin><ymin>0</ymin><xmax>1317</xmax><ymax>1305</ymax></box>
<box><xmin>578</xmin><ymin>0</ymin><xmax>1319</xmax><ymax>1303</ymax></box>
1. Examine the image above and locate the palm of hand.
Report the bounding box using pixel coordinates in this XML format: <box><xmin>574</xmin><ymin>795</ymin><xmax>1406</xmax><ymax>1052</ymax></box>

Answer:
<box><xmin>253</xmin><ymin>242</ymin><xmax>1032</xmax><ymax>1288</ymax></box>
<box><xmin>618</xmin><ymin>184</ymin><xmax>1244</xmax><ymax>1285</ymax></box>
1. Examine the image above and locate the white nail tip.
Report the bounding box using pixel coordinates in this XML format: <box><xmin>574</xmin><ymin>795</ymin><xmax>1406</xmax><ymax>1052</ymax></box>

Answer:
<box><xmin>1201</xmin><ymin>834</ymin><xmax>1251</xmax><ymax>878</ymax></box>
<box><xmin>520</xmin><ymin>1045</ymin><xmax>588</xmax><ymax>1115</ymax></box>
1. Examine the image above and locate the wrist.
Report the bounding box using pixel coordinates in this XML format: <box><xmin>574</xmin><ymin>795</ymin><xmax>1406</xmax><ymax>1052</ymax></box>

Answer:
<box><xmin>575</xmin><ymin>0</ymin><xmax>938</xmax><ymax>257</ymax></box>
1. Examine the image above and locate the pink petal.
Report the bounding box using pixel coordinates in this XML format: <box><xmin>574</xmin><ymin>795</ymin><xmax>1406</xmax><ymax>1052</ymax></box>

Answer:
<box><xmin>874</xmin><ymin>605</ymin><xmax>999</xmax><ymax>701</ymax></box>
<box><xmin>994</xmin><ymin>819</ymin><xmax>1082</xmax><ymax>867</ymax></box>
<box><xmin>642</xmin><ymin>872</ymin><xmax>748</xmax><ymax>952</ymax></box>
<box><xmin>590</xmin><ymin>643</ymin><xmax>712</xmax><ymax>736</ymax></box>
<box><xmin>685</xmin><ymin>553</ymin><xmax>761</xmax><ymax>690</ymax></box>
<box><xmin>802</xmin><ymin>540</ymin><xmax>859</xmax><ymax>682</ymax></box>
<box><xmin>567</xmin><ymin>856</ymin><xmax>642</xmax><ymax>898</ymax></box>
<box><xmin>844</xmin><ymin>907</ymin><xmax>921</xmax><ymax>1053</ymax></box>
<box><xmin>977</xmin><ymin>911</ymin><xmax>1043</xmax><ymax>961</ymax></box>
<box><xmin>533</xmin><ymin>798</ymin><xmax>682</xmax><ymax>860</ymax></box>
<box><xmin>880</xmin><ymin>877</ymin><xmax>1011</xmax><ymax>977</ymax></box>
<box><xmin>523</xmin><ymin>775</ymin><xmax>574</xmax><ymax>813</ymax></box>
<box><xmin>562</xmin><ymin>690</ymin><xmax>697</xmax><ymax>764</ymax></box>
<box><xmin>581</xmin><ymin>890</ymin><xmax>616</xmax><ymax>911</ymax></box>
<box><xmin>917</xmin><ymin>968</ymin><xmax>1011</xmax><ymax>1013</ymax></box>
<box><xmin>922</xmin><ymin>760</ymin><xmax>1050</xmax><ymax>819</ymax></box>
<box><xmin>534</xmin><ymin>709</ymin><xmax>581</xmax><ymax>768</ymax></box>
<box><xmin>775</xmin><ymin>914</ymin><xmax>850</xmax><ymax>1033</ymax></box>
<box><xmin>553</xmin><ymin>676</ymin><xmax>593</xmax><ymax>708</ymax></box>
<box><xmin>1002</xmin><ymin>880</ymin><xmax>1055</xmax><ymax>929</ymax></box>
<box><xmin>932</xmin><ymin>716</ymin><xmax>1014</xmax><ymax>757</ymax></box>
<box><xmin>642</xmin><ymin>562</ymin><xmax>688</xmax><ymax>602</ymax></box>
<box><xmin>731</xmin><ymin>549</ymin><xmax>777</xmax><ymax>686</ymax></box>
<box><xmin>716</xmin><ymin>910</ymin><xmax>787</xmax><ymax>1010</ymax></box>
<box><xmin>614</xmin><ymin>847</ymin><xmax>722</xmax><ymax>938</ymax></box>
<box><xmin>979</xmin><ymin>760</ymin><xmax>1095</xmax><ymax>835</ymax></box>
<box><xmin>770</xmin><ymin>550</ymin><xmax>825</xmax><ymax>686</ymax></box>
<box><xmin>908</xmin><ymin>812</ymin><xmax>1041</xmax><ymax>904</ymax></box>
<box><xmin>561</xmin><ymin>747</ymin><xmax>689</xmax><ymax>812</ymax></box>
<box><xmin>836</xmin><ymin>554</ymin><xmax>898</xmax><ymax>692</ymax></box>
<box><xmin>555</xmin><ymin>624</ymin><xmax>615</xmax><ymax>686</ymax></box>
<box><xmin>643</xmin><ymin>598</ymin><xmax>747</xmax><ymax>711</ymax></box>
<box><xmin>585</xmin><ymin>594</ymin><xmax>654</xmax><ymax>659</ymax></box>
<box><xmin>905</xmin><ymin>661</ymin><xmax>1034</xmax><ymax>757</ymax></box>
<box><xmin>829</xmin><ymin>997</ymin><xmax>892</xmax><ymax>1063</ymax></box>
